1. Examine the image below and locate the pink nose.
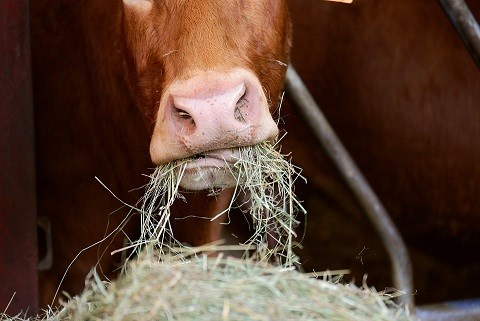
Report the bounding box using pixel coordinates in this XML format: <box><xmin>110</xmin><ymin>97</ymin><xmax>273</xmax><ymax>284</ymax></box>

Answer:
<box><xmin>150</xmin><ymin>69</ymin><xmax>279</xmax><ymax>164</ymax></box>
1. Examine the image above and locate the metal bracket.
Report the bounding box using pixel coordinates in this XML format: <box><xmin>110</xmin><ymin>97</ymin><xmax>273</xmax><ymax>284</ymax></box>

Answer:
<box><xmin>37</xmin><ymin>216</ymin><xmax>53</xmax><ymax>271</ymax></box>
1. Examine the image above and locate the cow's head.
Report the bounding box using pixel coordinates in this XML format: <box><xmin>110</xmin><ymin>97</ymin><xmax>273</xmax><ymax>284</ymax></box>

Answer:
<box><xmin>122</xmin><ymin>0</ymin><xmax>292</xmax><ymax>190</ymax></box>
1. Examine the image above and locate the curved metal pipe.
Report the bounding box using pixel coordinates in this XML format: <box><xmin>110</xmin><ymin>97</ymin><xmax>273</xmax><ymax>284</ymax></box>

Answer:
<box><xmin>285</xmin><ymin>66</ymin><xmax>414</xmax><ymax>311</ymax></box>
<box><xmin>416</xmin><ymin>298</ymin><xmax>480</xmax><ymax>321</ymax></box>
<box><xmin>438</xmin><ymin>0</ymin><xmax>480</xmax><ymax>68</ymax></box>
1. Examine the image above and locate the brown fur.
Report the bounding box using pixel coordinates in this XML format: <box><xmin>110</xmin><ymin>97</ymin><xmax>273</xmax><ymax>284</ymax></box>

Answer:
<box><xmin>31</xmin><ymin>0</ymin><xmax>291</xmax><ymax>308</ymax></box>
<box><xmin>122</xmin><ymin>0</ymin><xmax>291</xmax><ymax>131</ymax></box>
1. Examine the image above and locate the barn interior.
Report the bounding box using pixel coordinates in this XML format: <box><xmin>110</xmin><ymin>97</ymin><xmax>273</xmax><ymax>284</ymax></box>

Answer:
<box><xmin>1</xmin><ymin>0</ymin><xmax>480</xmax><ymax>319</ymax></box>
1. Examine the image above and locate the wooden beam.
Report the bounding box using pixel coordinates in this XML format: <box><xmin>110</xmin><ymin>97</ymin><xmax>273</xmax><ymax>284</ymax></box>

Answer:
<box><xmin>0</xmin><ymin>0</ymin><xmax>38</xmax><ymax>316</ymax></box>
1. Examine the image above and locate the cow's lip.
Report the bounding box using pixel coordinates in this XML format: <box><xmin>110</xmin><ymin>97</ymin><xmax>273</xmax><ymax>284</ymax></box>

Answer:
<box><xmin>184</xmin><ymin>149</ymin><xmax>238</xmax><ymax>170</ymax></box>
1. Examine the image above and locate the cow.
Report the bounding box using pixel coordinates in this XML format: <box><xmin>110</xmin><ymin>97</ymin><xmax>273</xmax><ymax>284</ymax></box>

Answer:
<box><xmin>282</xmin><ymin>0</ymin><xmax>480</xmax><ymax>305</ymax></box>
<box><xmin>31</xmin><ymin>0</ymin><xmax>292</xmax><ymax>307</ymax></box>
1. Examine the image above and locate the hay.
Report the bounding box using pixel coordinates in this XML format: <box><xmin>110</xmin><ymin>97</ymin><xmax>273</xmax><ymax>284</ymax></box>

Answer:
<box><xmin>1</xmin><ymin>248</ymin><xmax>412</xmax><ymax>321</ymax></box>
<box><xmin>131</xmin><ymin>141</ymin><xmax>307</xmax><ymax>266</ymax></box>
<box><xmin>0</xmin><ymin>142</ymin><xmax>413</xmax><ymax>320</ymax></box>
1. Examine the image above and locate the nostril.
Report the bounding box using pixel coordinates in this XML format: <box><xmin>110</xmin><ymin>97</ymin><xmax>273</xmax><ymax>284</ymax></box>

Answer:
<box><xmin>172</xmin><ymin>103</ymin><xmax>196</xmax><ymax>135</ymax></box>
<box><xmin>174</xmin><ymin>105</ymin><xmax>196</xmax><ymax>125</ymax></box>
<box><xmin>175</xmin><ymin>107</ymin><xmax>192</xmax><ymax>120</ymax></box>
<box><xmin>234</xmin><ymin>89</ymin><xmax>248</xmax><ymax>123</ymax></box>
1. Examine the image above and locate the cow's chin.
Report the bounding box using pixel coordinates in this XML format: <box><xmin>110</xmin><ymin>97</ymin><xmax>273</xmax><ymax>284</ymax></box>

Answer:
<box><xmin>179</xmin><ymin>166</ymin><xmax>238</xmax><ymax>190</ymax></box>
<box><xmin>177</xmin><ymin>153</ymin><xmax>241</xmax><ymax>190</ymax></box>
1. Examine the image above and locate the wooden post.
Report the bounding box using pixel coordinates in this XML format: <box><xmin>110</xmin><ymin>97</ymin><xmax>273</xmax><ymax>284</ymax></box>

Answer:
<box><xmin>0</xmin><ymin>0</ymin><xmax>38</xmax><ymax>316</ymax></box>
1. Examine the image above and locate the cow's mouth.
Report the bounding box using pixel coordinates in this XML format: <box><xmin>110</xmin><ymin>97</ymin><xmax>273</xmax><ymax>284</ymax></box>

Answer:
<box><xmin>179</xmin><ymin>149</ymin><xmax>240</xmax><ymax>190</ymax></box>
<box><xmin>184</xmin><ymin>149</ymin><xmax>238</xmax><ymax>170</ymax></box>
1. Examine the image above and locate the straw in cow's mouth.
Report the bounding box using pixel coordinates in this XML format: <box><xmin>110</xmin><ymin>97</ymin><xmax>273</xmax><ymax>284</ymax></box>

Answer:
<box><xmin>132</xmin><ymin>141</ymin><xmax>307</xmax><ymax>266</ymax></box>
<box><xmin>191</xmin><ymin>153</ymin><xmax>206</xmax><ymax>159</ymax></box>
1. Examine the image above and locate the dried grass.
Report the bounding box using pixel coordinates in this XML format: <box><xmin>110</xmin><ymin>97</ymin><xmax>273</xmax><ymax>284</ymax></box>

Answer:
<box><xmin>130</xmin><ymin>141</ymin><xmax>306</xmax><ymax>266</ymax></box>
<box><xmin>1</xmin><ymin>248</ymin><xmax>412</xmax><ymax>321</ymax></box>
<box><xmin>0</xmin><ymin>142</ymin><xmax>413</xmax><ymax>320</ymax></box>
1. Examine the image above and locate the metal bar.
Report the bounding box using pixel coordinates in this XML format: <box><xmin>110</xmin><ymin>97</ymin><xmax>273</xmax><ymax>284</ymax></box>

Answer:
<box><xmin>438</xmin><ymin>0</ymin><xmax>480</xmax><ymax>68</ymax></box>
<box><xmin>0</xmin><ymin>0</ymin><xmax>38</xmax><ymax>316</ymax></box>
<box><xmin>416</xmin><ymin>298</ymin><xmax>480</xmax><ymax>321</ymax></box>
<box><xmin>285</xmin><ymin>66</ymin><xmax>414</xmax><ymax>311</ymax></box>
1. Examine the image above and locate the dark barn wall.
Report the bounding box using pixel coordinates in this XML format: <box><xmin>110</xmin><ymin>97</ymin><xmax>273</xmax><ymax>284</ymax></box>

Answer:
<box><xmin>0</xmin><ymin>0</ymin><xmax>38</xmax><ymax>315</ymax></box>
<box><xmin>29</xmin><ymin>0</ymin><xmax>151</xmax><ymax>307</ymax></box>
<box><xmin>284</xmin><ymin>0</ymin><xmax>480</xmax><ymax>304</ymax></box>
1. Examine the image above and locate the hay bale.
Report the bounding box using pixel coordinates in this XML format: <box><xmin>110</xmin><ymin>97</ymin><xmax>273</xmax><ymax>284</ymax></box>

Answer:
<box><xmin>2</xmin><ymin>249</ymin><xmax>412</xmax><ymax>321</ymax></box>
